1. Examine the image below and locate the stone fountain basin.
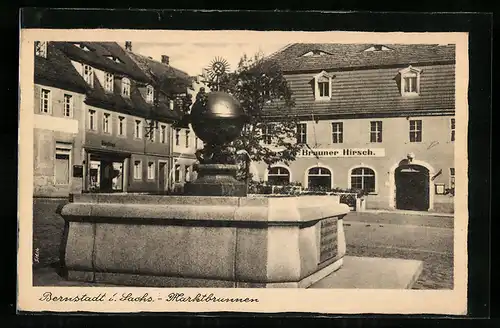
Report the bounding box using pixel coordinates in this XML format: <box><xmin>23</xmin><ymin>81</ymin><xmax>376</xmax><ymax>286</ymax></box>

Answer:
<box><xmin>58</xmin><ymin>194</ymin><xmax>349</xmax><ymax>288</ymax></box>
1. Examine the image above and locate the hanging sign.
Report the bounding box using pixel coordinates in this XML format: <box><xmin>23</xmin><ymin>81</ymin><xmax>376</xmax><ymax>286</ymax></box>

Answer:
<box><xmin>297</xmin><ymin>148</ymin><xmax>385</xmax><ymax>158</ymax></box>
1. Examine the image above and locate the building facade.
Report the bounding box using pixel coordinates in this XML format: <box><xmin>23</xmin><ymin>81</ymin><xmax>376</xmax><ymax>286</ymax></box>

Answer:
<box><xmin>33</xmin><ymin>41</ymin><xmax>192</xmax><ymax>197</ymax></box>
<box><xmin>255</xmin><ymin>43</ymin><xmax>456</xmax><ymax>213</ymax></box>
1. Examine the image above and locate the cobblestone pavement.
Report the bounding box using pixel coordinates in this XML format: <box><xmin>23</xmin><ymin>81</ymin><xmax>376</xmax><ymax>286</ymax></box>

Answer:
<box><xmin>347</xmin><ymin>245</ymin><xmax>453</xmax><ymax>289</ymax></box>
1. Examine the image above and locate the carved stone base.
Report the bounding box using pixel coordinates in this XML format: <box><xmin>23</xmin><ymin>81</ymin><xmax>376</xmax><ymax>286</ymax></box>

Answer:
<box><xmin>184</xmin><ymin>164</ymin><xmax>247</xmax><ymax>197</ymax></box>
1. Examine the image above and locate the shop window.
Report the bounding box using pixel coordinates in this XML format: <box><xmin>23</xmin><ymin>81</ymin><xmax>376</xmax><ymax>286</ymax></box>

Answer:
<box><xmin>55</xmin><ymin>143</ymin><xmax>71</xmax><ymax>185</ymax></box>
<box><xmin>40</xmin><ymin>88</ymin><xmax>51</xmax><ymax>114</ymax></box>
<box><xmin>267</xmin><ymin>166</ymin><xmax>290</xmax><ymax>186</ymax></box>
<box><xmin>296</xmin><ymin>123</ymin><xmax>307</xmax><ymax>144</ymax></box>
<box><xmin>133</xmin><ymin>160</ymin><xmax>142</xmax><ymax>180</ymax></box>
<box><xmin>147</xmin><ymin>161</ymin><xmax>155</xmax><ymax>180</ymax></box>
<box><xmin>332</xmin><ymin>122</ymin><xmax>343</xmax><ymax>144</ymax></box>
<box><xmin>63</xmin><ymin>94</ymin><xmax>73</xmax><ymax>117</ymax></box>
<box><xmin>174</xmin><ymin>164</ymin><xmax>181</xmax><ymax>183</ymax></box>
<box><xmin>350</xmin><ymin>167</ymin><xmax>376</xmax><ymax>193</ymax></box>
<box><xmin>112</xmin><ymin>162</ymin><xmax>123</xmax><ymax>191</ymax></box>
<box><xmin>409</xmin><ymin>120</ymin><xmax>422</xmax><ymax>142</ymax></box>
<box><xmin>307</xmin><ymin>167</ymin><xmax>332</xmax><ymax>191</ymax></box>
<box><xmin>370</xmin><ymin>121</ymin><xmax>382</xmax><ymax>143</ymax></box>
<box><xmin>184</xmin><ymin>166</ymin><xmax>190</xmax><ymax>182</ymax></box>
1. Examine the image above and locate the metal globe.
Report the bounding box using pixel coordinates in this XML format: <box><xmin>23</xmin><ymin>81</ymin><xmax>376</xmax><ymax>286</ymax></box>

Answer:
<box><xmin>190</xmin><ymin>91</ymin><xmax>246</xmax><ymax>145</ymax></box>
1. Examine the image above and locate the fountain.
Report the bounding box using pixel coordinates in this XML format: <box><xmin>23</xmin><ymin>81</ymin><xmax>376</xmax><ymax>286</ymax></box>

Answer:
<box><xmin>57</xmin><ymin>91</ymin><xmax>350</xmax><ymax>288</ymax></box>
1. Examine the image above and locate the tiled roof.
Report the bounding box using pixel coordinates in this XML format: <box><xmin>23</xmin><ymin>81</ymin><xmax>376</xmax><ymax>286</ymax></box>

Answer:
<box><xmin>34</xmin><ymin>43</ymin><xmax>89</xmax><ymax>93</ymax></box>
<box><xmin>127</xmin><ymin>51</ymin><xmax>193</xmax><ymax>95</ymax></box>
<box><xmin>54</xmin><ymin>42</ymin><xmax>151</xmax><ymax>83</ymax></box>
<box><xmin>263</xmin><ymin>43</ymin><xmax>456</xmax><ymax>72</ymax></box>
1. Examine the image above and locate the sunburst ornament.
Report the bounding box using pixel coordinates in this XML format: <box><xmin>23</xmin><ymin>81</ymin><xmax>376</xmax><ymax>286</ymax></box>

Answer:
<box><xmin>206</xmin><ymin>57</ymin><xmax>230</xmax><ymax>81</ymax></box>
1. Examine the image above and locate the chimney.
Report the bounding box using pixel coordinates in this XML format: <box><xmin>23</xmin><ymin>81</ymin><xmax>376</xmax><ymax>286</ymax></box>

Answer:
<box><xmin>161</xmin><ymin>55</ymin><xmax>170</xmax><ymax>65</ymax></box>
<box><xmin>125</xmin><ymin>41</ymin><xmax>132</xmax><ymax>51</ymax></box>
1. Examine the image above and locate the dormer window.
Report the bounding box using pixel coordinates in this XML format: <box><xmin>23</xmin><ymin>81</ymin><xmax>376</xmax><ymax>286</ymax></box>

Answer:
<box><xmin>83</xmin><ymin>64</ymin><xmax>94</xmax><ymax>87</ymax></box>
<box><xmin>146</xmin><ymin>85</ymin><xmax>154</xmax><ymax>103</ymax></box>
<box><xmin>35</xmin><ymin>41</ymin><xmax>47</xmax><ymax>58</ymax></box>
<box><xmin>104</xmin><ymin>73</ymin><xmax>114</xmax><ymax>92</ymax></box>
<box><xmin>74</xmin><ymin>43</ymin><xmax>91</xmax><ymax>52</ymax></box>
<box><xmin>313</xmin><ymin>71</ymin><xmax>334</xmax><ymax>101</ymax></box>
<box><xmin>399</xmin><ymin>66</ymin><xmax>422</xmax><ymax>97</ymax></box>
<box><xmin>302</xmin><ymin>50</ymin><xmax>331</xmax><ymax>57</ymax></box>
<box><xmin>121</xmin><ymin>78</ymin><xmax>131</xmax><ymax>97</ymax></box>
<box><xmin>106</xmin><ymin>55</ymin><xmax>123</xmax><ymax>64</ymax></box>
<box><xmin>364</xmin><ymin>45</ymin><xmax>393</xmax><ymax>52</ymax></box>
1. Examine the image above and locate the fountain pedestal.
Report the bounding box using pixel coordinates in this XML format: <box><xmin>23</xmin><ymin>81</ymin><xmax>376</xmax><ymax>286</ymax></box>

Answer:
<box><xmin>184</xmin><ymin>164</ymin><xmax>247</xmax><ymax>197</ymax></box>
<box><xmin>59</xmin><ymin>194</ymin><xmax>349</xmax><ymax>288</ymax></box>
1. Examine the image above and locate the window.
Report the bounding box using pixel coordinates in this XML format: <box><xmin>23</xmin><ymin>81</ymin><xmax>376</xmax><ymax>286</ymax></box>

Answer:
<box><xmin>174</xmin><ymin>164</ymin><xmax>181</xmax><ymax>183</ymax></box>
<box><xmin>350</xmin><ymin>167</ymin><xmax>376</xmax><ymax>193</ymax></box>
<box><xmin>160</xmin><ymin>124</ymin><xmax>167</xmax><ymax>143</ymax></box>
<box><xmin>370</xmin><ymin>121</ymin><xmax>383</xmax><ymax>143</ymax></box>
<box><xmin>104</xmin><ymin>73</ymin><xmax>114</xmax><ymax>92</ymax></box>
<box><xmin>134</xmin><ymin>120</ymin><xmax>143</xmax><ymax>139</ymax></box>
<box><xmin>175</xmin><ymin>129</ymin><xmax>180</xmax><ymax>146</ymax></box>
<box><xmin>307</xmin><ymin>167</ymin><xmax>332</xmax><ymax>190</ymax></box>
<box><xmin>184</xmin><ymin>166</ymin><xmax>190</xmax><ymax>182</ymax></box>
<box><xmin>63</xmin><ymin>94</ymin><xmax>73</xmax><ymax>117</ymax></box>
<box><xmin>331</xmin><ymin>122</ymin><xmax>343</xmax><ymax>144</ymax></box>
<box><xmin>169</xmin><ymin>100</ymin><xmax>175</xmax><ymax>110</ymax></box>
<box><xmin>122</xmin><ymin>78</ymin><xmax>131</xmax><ymax>97</ymax></box>
<box><xmin>267</xmin><ymin>166</ymin><xmax>291</xmax><ymax>186</ymax></box>
<box><xmin>40</xmin><ymin>88</ymin><xmax>51</xmax><ymax>114</ymax></box>
<box><xmin>313</xmin><ymin>71</ymin><xmax>333</xmax><ymax>100</ymax></box>
<box><xmin>103</xmin><ymin>113</ymin><xmax>111</xmax><ymax>134</ymax></box>
<box><xmin>118</xmin><ymin>116</ymin><xmax>126</xmax><ymax>136</ymax></box>
<box><xmin>83</xmin><ymin>64</ymin><xmax>94</xmax><ymax>87</ymax></box>
<box><xmin>449</xmin><ymin>168</ymin><xmax>455</xmax><ymax>189</ymax></box>
<box><xmin>399</xmin><ymin>66</ymin><xmax>422</xmax><ymax>96</ymax></box>
<box><xmin>88</xmin><ymin>109</ymin><xmax>96</xmax><ymax>130</ymax></box>
<box><xmin>147</xmin><ymin>161</ymin><xmax>155</xmax><ymax>180</ymax></box>
<box><xmin>296</xmin><ymin>123</ymin><xmax>307</xmax><ymax>144</ymax></box>
<box><xmin>262</xmin><ymin>124</ymin><xmax>273</xmax><ymax>145</ymax></box>
<box><xmin>450</xmin><ymin>118</ymin><xmax>455</xmax><ymax>142</ymax></box>
<box><xmin>185</xmin><ymin>130</ymin><xmax>190</xmax><ymax>148</ymax></box>
<box><xmin>55</xmin><ymin>143</ymin><xmax>71</xmax><ymax>185</ymax></box>
<box><xmin>35</xmin><ymin>41</ymin><xmax>47</xmax><ymax>58</ymax></box>
<box><xmin>146</xmin><ymin>85</ymin><xmax>154</xmax><ymax>103</ymax></box>
<box><xmin>409</xmin><ymin>120</ymin><xmax>422</xmax><ymax>142</ymax></box>
<box><xmin>133</xmin><ymin>160</ymin><xmax>142</xmax><ymax>180</ymax></box>
<box><xmin>148</xmin><ymin>126</ymin><xmax>156</xmax><ymax>142</ymax></box>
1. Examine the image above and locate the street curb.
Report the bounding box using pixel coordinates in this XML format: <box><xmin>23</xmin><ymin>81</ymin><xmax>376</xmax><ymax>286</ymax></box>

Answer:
<box><xmin>359</xmin><ymin>210</ymin><xmax>454</xmax><ymax>218</ymax></box>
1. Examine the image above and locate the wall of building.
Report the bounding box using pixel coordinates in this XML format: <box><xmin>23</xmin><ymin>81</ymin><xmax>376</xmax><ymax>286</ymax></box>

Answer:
<box><xmin>253</xmin><ymin>115</ymin><xmax>455</xmax><ymax>212</ymax></box>
<box><xmin>33</xmin><ymin>84</ymin><xmax>85</xmax><ymax>198</ymax></box>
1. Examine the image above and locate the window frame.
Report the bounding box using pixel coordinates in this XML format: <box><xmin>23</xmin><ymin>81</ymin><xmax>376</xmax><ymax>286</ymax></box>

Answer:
<box><xmin>102</xmin><ymin>112</ymin><xmax>112</xmax><ymax>134</ymax></box>
<box><xmin>349</xmin><ymin>167</ymin><xmax>377</xmax><ymax>194</ymax></box>
<box><xmin>296</xmin><ymin>123</ymin><xmax>307</xmax><ymax>144</ymax></box>
<box><xmin>83</xmin><ymin>64</ymin><xmax>94</xmax><ymax>87</ymax></box>
<box><xmin>62</xmin><ymin>94</ymin><xmax>73</xmax><ymax>118</ymax></box>
<box><xmin>54</xmin><ymin>143</ymin><xmax>72</xmax><ymax>185</ymax></box>
<box><xmin>160</xmin><ymin>124</ymin><xmax>167</xmax><ymax>144</ymax></box>
<box><xmin>266</xmin><ymin>166</ymin><xmax>291</xmax><ymax>186</ymax></box>
<box><xmin>399</xmin><ymin>66</ymin><xmax>422</xmax><ymax>97</ymax></box>
<box><xmin>262</xmin><ymin>124</ymin><xmax>274</xmax><ymax>145</ymax></box>
<box><xmin>449</xmin><ymin>168</ymin><xmax>455</xmax><ymax>189</ymax></box>
<box><xmin>409</xmin><ymin>119</ymin><xmax>423</xmax><ymax>143</ymax></box>
<box><xmin>313</xmin><ymin>71</ymin><xmax>334</xmax><ymax>101</ymax></box>
<box><xmin>104</xmin><ymin>72</ymin><xmax>114</xmax><ymax>92</ymax></box>
<box><xmin>118</xmin><ymin>116</ymin><xmax>126</xmax><ymax>136</ymax></box>
<box><xmin>88</xmin><ymin>109</ymin><xmax>97</xmax><ymax>131</ymax></box>
<box><xmin>121</xmin><ymin>77</ymin><xmax>131</xmax><ymax>97</ymax></box>
<box><xmin>134</xmin><ymin>119</ymin><xmax>143</xmax><ymax>139</ymax></box>
<box><xmin>40</xmin><ymin>88</ymin><xmax>51</xmax><ymax>114</ymax></box>
<box><xmin>370</xmin><ymin>121</ymin><xmax>383</xmax><ymax>143</ymax></box>
<box><xmin>331</xmin><ymin>122</ymin><xmax>343</xmax><ymax>144</ymax></box>
<box><xmin>133</xmin><ymin>160</ymin><xmax>143</xmax><ymax>180</ymax></box>
<box><xmin>185</xmin><ymin>129</ymin><xmax>190</xmax><ymax>148</ymax></box>
<box><xmin>146</xmin><ymin>85</ymin><xmax>154</xmax><ymax>103</ymax></box>
<box><xmin>147</xmin><ymin>161</ymin><xmax>155</xmax><ymax>180</ymax></box>
<box><xmin>175</xmin><ymin>128</ymin><xmax>181</xmax><ymax>146</ymax></box>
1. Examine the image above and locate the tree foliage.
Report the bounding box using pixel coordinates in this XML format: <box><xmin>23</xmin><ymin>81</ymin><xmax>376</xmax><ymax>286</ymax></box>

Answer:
<box><xmin>202</xmin><ymin>52</ymin><xmax>302</xmax><ymax>181</ymax></box>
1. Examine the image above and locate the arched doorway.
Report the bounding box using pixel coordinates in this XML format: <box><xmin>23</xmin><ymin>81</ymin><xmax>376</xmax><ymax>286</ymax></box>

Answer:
<box><xmin>307</xmin><ymin>167</ymin><xmax>332</xmax><ymax>191</ymax></box>
<box><xmin>395</xmin><ymin>164</ymin><xmax>430</xmax><ymax>211</ymax></box>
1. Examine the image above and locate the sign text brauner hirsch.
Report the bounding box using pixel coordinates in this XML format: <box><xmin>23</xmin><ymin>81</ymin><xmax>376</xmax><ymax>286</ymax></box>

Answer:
<box><xmin>297</xmin><ymin>148</ymin><xmax>385</xmax><ymax>158</ymax></box>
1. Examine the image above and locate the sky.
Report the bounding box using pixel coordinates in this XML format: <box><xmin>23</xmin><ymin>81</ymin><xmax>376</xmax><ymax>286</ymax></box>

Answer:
<box><xmin>131</xmin><ymin>42</ymin><xmax>289</xmax><ymax>76</ymax></box>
